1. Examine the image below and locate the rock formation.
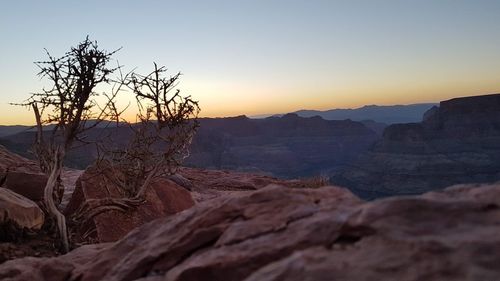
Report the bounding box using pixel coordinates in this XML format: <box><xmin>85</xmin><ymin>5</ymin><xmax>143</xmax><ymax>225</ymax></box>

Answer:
<box><xmin>177</xmin><ymin>167</ymin><xmax>309</xmax><ymax>202</ymax></box>
<box><xmin>0</xmin><ymin>145</ymin><xmax>79</xmax><ymax>206</ymax></box>
<box><xmin>333</xmin><ymin>94</ymin><xmax>500</xmax><ymax>199</ymax></box>
<box><xmin>65</xmin><ymin>164</ymin><xmax>195</xmax><ymax>243</ymax></box>
<box><xmin>3</xmin><ymin>172</ymin><xmax>48</xmax><ymax>203</ymax></box>
<box><xmin>0</xmin><ymin>187</ymin><xmax>44</xmax><ymax>234</ymax></box>
<box><xmin>0</xmin><ymin>145</ymin><xmax>39</xmax><ymax>176</ymax></box>
<box><xmin>1</xmin><ymin>182</ymin><xmax>500</xmax><ymax>281</ymax></box>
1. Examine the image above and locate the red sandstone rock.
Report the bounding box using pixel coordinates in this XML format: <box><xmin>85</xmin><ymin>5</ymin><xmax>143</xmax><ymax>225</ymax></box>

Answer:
<box><xmin>3</xmin><ymin>172</ymin><xmax>48</xmax><ymax>203</ymax></box>
<box><xmin>0</xmin><ymin>146</ymin><xmax>45</xmax><ymax>203</ymax></box>
<box><xmin>2</xmin><ymin>183</ymin><xmax>500</xmax><ymax>281</ymax></box>
<box><xmin>0</xmin><ymin>145</ymin><xmax>70</xmax><ymax>206</ymax></box>
<box><xmin>65</xmin><ymin>165</ymin><xmax>195</xmax><ymax>242</ymax></box>
<box><xmin>0</xmin><ymin>145</ymin><xmax>39</xmax><ymax>176</ymax></box>
<box><xmin>178</xmin><ymin>167</ymin><xmax>317</xmax><ymax>202</ymax></box>
<box><xmin>245</xmin><ymin>183</ymin><xmax>500</xmax><ymax>281</ymax></box>
<box><xmin>0</xmin><ymin>187</ymin><xmax>44</xmax><ymax>231</ymax></box>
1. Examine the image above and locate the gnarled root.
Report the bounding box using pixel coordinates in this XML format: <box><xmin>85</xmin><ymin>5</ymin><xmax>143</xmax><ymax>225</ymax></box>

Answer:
<box><xmin>71</xmin><ymin>197</ymin><xmax>144</xmax><ymax>226</ymax></box>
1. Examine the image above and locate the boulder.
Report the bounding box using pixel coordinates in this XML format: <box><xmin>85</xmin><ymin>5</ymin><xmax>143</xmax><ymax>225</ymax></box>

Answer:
<box><xmin>3</xmin><ymin>172</ymin><xmax>48</xmax><ymax>203</ymax></box>
<box><xmin>0</xmin><ymin>187</ymin><xmax>44</xmax><ymax>233</ymax></box>
<box><xmin>65</xmin><ymin>164</ymin><xmax>195</xmax><ymax>242</ymax></box>
<box><xmin>2</xmin><ymin>183</ymin><xmax>500</xmax><ymax>280</ymax></box>
<box><xmin>0</xmin><ymin>145</ymin><xmax>52</xmax><ymax>205</ymax></box>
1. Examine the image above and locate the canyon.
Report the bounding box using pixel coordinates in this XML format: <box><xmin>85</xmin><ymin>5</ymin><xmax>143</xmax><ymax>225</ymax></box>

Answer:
<box><xmin>1</xmin><ymin>94</ymin><xmax>500</xmax><ymax>280</ymax></box>
<box><xmin>333</xmin><ymin>93</ymin><xmax>500</xmax><ymax>199</ymax></box>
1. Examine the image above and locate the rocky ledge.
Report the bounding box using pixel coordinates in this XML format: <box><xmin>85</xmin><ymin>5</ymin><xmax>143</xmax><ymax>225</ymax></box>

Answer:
<box><xmin>1</xmin><ymin>182</ymin><xmax>499</xmax><ymax>281</ymax></box>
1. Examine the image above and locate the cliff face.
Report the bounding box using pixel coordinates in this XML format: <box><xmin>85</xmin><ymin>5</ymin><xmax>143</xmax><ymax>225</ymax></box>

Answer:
<box><xmin>333</xmin><ymin>94</ymin><xmax>500</xmax><ymax>199</ymax></box>
<box><xmin>186</xmin><ymin>114</ymin><xmax>379</xmax><ymax>178</ymax></box>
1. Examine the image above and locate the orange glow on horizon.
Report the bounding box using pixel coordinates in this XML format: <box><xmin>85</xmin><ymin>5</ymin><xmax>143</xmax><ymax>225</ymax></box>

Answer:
<box><xmin>2</xmin><ymin>87</ymin><xmax>500</xmax><ymax>126</ymax></box>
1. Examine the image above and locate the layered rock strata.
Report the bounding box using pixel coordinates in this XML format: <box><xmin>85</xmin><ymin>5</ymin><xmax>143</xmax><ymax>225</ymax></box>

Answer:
<box><xmin>334</xmin><ymin>94</ymin><xmax>500</xmax><ymax>199</ymax></box>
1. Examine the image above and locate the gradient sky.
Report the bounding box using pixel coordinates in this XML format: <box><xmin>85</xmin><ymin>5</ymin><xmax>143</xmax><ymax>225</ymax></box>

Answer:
<box><xmin>1</xmin><ymin>0</ymin><xmax>500</xmax><ymax>125</ymax></box>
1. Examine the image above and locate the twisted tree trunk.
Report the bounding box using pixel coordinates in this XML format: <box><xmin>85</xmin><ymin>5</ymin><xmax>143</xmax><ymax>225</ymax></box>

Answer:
<box><xmin>43</xmin><ymin>147</ymin><xmax>69</xmax><ymax>253</ymax></box>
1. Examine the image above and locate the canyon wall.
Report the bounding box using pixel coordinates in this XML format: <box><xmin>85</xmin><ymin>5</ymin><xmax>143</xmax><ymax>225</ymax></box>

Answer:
<box><xmin>333</xmin><ymin>94</ymin><xmax>500</xmax><ymax>199</ymax></box>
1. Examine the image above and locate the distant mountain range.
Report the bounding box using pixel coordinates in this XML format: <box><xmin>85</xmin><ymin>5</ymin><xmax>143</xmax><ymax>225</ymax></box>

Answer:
<box><xmin>0</xmin><ymin>125</ymin><xmax>33</xmax><ymax>138</ymax></box>
<box><xmin>253</xmin><ymin>103</ymin><xmax>437</xmax><ymax>124</ymax></box>
<box><xmin>0</xmin><ymin>120</ymin><xmax>127</xmax><ymax>138</ymax></box>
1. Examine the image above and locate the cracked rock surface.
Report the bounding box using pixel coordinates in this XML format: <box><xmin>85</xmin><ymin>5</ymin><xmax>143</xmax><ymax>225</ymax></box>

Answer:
<box><xmin>1</xmin><ymin>183</ymin><xmax>500</xmax><ymax>281</ymax></box>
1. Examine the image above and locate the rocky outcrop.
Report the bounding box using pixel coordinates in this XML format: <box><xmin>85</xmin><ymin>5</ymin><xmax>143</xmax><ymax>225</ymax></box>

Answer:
<box><xmin>333</xmin><ymin>94</ymin><xmax>500</xmax><ymax>199</ymax></box>
<box><xmin>0</xmin><ymin>188</ymin><xmax>44</xmax><ymax>234</ymax></box>
<box><xmin>65</xmin><ymin>164</ymin><xmax>195</xmax><ymax>243</ymax></box>
<box><xmin>2</xmin><ymin>182</ymin><xmax>500</xmax><ymax>281</ymax></box>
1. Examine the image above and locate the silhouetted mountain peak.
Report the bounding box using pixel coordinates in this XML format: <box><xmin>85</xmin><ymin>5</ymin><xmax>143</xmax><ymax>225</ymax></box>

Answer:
<box><xmin>282</xmin><ymin>113</ymin><xmax>300</xmax><ymax>119</ymax></box>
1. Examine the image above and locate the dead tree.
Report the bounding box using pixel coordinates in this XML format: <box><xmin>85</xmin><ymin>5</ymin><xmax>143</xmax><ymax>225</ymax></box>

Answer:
<box><xmin>20</xmin><ymin>37</ymin><xmax>125</xmax><ymax>252</ymax></box>
<box><xmin>101</xmin><ymin>64</ymin><xmax>199</xmax><ymax>200</ymax></box>
<box><xmin>123</xmin><ymin>63</ymin><xmax>200</xmax><ymax>197</ymax></box>
<box><xmin>70</xmin><ymin>63</ymin><xmax>200</xmax><ymax>231</ymax></box>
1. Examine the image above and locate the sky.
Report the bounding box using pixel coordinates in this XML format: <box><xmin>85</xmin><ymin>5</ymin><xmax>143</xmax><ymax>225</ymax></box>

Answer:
<box><xmin>1</xmin><ymin>0</ymin><xmax>500</xmax><ymax>125</ymax></box>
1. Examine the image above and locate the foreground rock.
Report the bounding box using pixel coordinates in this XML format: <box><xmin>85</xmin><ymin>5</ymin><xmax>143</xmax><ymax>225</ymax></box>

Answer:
<box><xmin>65</xmin><ymin>164</ymin><xmax>195</xmax><ymax>243</ymax></box>
<box><xmin>0</xmin><ymin>244</ymin><xmax>109</xmax><ymax>280</ymax></box>
<box><xmin>3</xmin><ymin>172</ymin><xmax>48</xmax><ymax>203</ymax></box>
<box><xmin>2</xmin><ymin>182</ymin><xmax>500</xmax><ymax>280</ymax></box>
<box><xmin>334</xmin><ymin>93</ymin><xmax>500</xmax><ymax>199</ymax></box>
<box><xmin>0</xmin><ymin>145</ymin><xmax>85</xmax><ymax>262</ymax></box>
<box><xmin>247</xmin><ymin>184</ymin><xmax>500</xmax><ymax>281</ymax></box>
<box><xmin>0</xmin><ymin>188</ymin><xmax>44</xmax><ymax>234</ymax></box>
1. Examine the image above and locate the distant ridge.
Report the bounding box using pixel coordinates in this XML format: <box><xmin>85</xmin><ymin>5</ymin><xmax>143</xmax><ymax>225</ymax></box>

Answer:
<box><xmin>0</xmin><ymin>120</ymin><xmax>128</xmax><ymax>138</ymax></box>
<box><xmin>0</xmin><ymin>125</ymin><xmax>31</xmax><ymax>138</ymax></box>
<box><xmin>252</xmin><ymin>103</ymin><xmax>437</xmax><ymax>124</ymax></box>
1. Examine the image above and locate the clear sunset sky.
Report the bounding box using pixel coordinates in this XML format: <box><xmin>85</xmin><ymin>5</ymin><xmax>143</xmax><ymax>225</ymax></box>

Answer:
<box><xmin>1</xmin><ymin>0</ymin><xmax>500</xmax><ymax>125</ymax></box>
